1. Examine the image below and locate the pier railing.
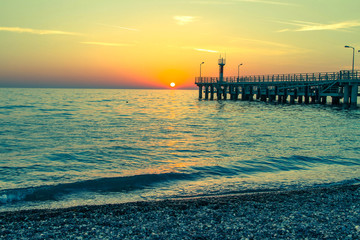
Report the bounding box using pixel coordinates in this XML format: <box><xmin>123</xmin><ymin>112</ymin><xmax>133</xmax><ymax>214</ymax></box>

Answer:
<box><xmin>195</xmin><ymin>71</ymin><xmax>360</xmax><ymax>84</ymax></box>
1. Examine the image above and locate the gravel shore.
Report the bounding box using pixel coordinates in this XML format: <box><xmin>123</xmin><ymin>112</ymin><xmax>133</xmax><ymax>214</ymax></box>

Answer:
<box><xmin>1</xmin><ymin>184</ymin><xmax>359</xmax><ymax>239</ymax></box>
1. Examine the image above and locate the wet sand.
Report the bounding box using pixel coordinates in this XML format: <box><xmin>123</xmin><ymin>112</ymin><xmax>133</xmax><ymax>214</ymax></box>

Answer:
<box><xmin>1</xmin><ymin>184</ymin><xmax>359</xmax><ymax>239</ymax></box>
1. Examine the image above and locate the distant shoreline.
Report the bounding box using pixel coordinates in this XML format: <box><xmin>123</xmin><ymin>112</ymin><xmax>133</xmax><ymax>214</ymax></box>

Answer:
<box><xmin>1</xmin><ymin>184</ymin><xmax>359</xmax><ymax>239</ymax></box>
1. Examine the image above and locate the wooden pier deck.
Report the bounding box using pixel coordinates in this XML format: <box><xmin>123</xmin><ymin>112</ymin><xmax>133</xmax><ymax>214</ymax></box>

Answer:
<box><xmin>195</xmin><ymin>70</ymin><xmax>360</xmax><ymax>106</ymax></box>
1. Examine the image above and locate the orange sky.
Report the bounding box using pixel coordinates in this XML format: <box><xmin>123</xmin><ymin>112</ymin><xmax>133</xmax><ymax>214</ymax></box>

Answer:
<box><xmin>0</xmin><ymin>0</ymin><xmax>360</xmax><ymax>89</ymax></box>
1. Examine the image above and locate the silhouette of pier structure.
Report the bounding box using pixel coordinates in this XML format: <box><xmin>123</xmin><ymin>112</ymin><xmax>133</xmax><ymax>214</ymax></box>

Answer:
<box><xmin>195</xmin><ymin>58</ymin><xmax>360</xmax><ymax>107</ymax></box>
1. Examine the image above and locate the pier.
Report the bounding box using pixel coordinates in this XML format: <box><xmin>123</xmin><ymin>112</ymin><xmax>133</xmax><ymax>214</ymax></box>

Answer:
<box><xmin>195</xmin><ymin>59</ymin><xmax>360</xmax><ymax>106</ymax></box>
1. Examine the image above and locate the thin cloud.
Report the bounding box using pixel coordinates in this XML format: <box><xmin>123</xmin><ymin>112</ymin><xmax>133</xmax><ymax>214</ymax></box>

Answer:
<box><xmin>0</xmin><ymin>26</ymin><xmax>81</xmax><ymax>36</ymax></box>
<box><xmin>277</xmin><ymin>20</ymin><xmax>360</xmax><ymax>32</ymax></box>
<box><xmin>174</xmin><ymin>16</ymin><xmax>199</xmax><ymax>25</ymax></box>
<box><xmin>194</xmin><ymin>48</ymin><xmax>219</xmax><ymax>53</ymax></box>
<box><xmin>179</xmin><ymin>46</ymin><xmax>219</xmax><ymax>53</ymax></box>
<box><xmin>229</xmin><ymin>37</ymin><xmax>294</xmax><ymax>48</ymax></box>
<box><xmin>81</xmin><ymin>42</ymin><xmax>134</xmax><ymax>47</ymax></box>
<box><xmin>191</xmin><ymin>0</ymin><xmax>295</xmax><ymax>6</ymax></box>
<box><xmin>237</xmin><ymin>0</ymin><xmax>294</xmax><ymax>6</ymax></box>
<box><xmin>98</xmin><ymin>23</ymin><xmax>139</xmax><ymax>32</ymax></box>
<box><xmin>190</xmin><ymin>1</ymin><xmax>233</xmax><ymax>4</ymax></box>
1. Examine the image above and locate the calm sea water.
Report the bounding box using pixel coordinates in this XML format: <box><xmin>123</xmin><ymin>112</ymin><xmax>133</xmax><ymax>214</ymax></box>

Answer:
<box><xmin>1</xmin><ymin>88</ymin><xmax>360</xmax><ymax>211</ymax></box>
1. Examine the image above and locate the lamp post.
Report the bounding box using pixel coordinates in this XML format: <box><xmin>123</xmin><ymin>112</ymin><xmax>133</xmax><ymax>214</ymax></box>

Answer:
<box><xmin>358</xmin><ymin>50</ymin><xmax>360</xmax><ymax>79</ymax></box>
<box><xmin>200</xmin><ymin>62</ymin><xmax>204</xmax><ymax>81</ymax></box>
<box><xmin>345</xmin><ymin>45</ymin><xmax>355</xmax><ymax>78</ymax></box>
<box><xmin>238</xmin><ymin>63</ymin><xmax>243</xmax><ymax>81</ymax></box>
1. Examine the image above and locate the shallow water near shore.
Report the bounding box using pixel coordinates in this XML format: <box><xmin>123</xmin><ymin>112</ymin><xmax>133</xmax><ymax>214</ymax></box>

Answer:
<box><xmin>1</xmin><ymin>88</ymin><xmax>360</xmax><ymax>211</ymax></box>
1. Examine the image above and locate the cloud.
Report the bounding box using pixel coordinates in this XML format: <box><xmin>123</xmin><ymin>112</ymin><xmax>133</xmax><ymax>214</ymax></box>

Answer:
<box><xmin>179</xmin><ymin>45</ymin><xmax>219</xmax><ymax>53</ymax></box>
<box><xmin>191</xmin><ymin>0</ymin><xmax>295</xmax><ymax>6</ymax></box>
<box><xmin>0</xmin><ymin>26</ymin><xmax>81</xmax><ymax>36</ymax></box>
<box><xmin>81</xmin><ymin>42</ymin><xmax>134</xmax><ymax>47</ymax></box>
<box><xmin>277</xmin><ymin>20</ymin><xmax>360</xmax><ymax>32</ymax></box>
<box><xmin>98</xmin><ymin>23</ymin><xmax>139</xmax><ymax>31</ymax></box>
<box><xmin>194</xmin><ymin>48</ymin><xmax>219</xmax><ymax>53</ymax></box>
<box><xmin>231</xmin><ymin>37</ymin><xmax>294</xmax><ymax>48</ymax></box>
<box><xmin>190</xmin><ymin>1</ymin><xmax>233</xmax><ymax>4</ymax></box>
<box><xmin>174</xmin><ymin>16</ymin><xmax>199</xmax><ymax>25</ymax></box>
<box><xmin>236</xmin><ymin>0</ymin><xmax>294</xmax><ymax>6</ymax></box>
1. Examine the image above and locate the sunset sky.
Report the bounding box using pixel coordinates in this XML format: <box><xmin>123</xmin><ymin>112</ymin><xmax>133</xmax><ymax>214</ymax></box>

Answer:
<box><xmin>0</xmin><ymin>0</ymin><xmax>359</xmax><ymax>89</ymax></box>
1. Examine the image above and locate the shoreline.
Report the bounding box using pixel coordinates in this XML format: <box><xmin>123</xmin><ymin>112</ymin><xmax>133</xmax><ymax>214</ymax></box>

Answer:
<box><xmin>1</xmin><ymin>184</ymin><xmax>359</xmax><ymax>239</ymax></box>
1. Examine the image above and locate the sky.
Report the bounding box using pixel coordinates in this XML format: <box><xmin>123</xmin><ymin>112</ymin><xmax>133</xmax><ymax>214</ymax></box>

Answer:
<box><xmin>0</xmin><ymin>0</ymin><xmax>360</xmax><ymax>89</ymax></box>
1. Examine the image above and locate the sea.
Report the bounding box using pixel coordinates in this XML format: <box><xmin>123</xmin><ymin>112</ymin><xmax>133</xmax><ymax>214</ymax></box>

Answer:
<box><xmin>1</xmin><ymin>88</ymin><xmax>360</xmax><ymax>212</ymax></box>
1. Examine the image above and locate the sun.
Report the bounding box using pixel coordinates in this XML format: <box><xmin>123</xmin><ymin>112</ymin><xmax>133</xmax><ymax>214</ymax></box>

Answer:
<box><xmin>170</xmin><ymin>82</ymin><xmax>176</xmax><ymax>88</ymax></box>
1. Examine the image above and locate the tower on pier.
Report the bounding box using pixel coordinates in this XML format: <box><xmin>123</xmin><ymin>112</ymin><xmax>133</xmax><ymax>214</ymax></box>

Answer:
<box><xmin>218</xmin><ymin>56</ymin><xmax>226</xmax><ymax>83</ymax></box>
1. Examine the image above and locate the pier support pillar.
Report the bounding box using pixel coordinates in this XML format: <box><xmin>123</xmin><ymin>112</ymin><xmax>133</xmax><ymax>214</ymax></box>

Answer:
<box><xmin>217</xmin><ymin>86</ymin><xmax>222</xmax><ymax>100</ymax></box>
<box><xmin>320</xmin><ymin>96</ymin><xmax>327</xmax><ymax>104</ymax></box>
<box><xmin>290</xmin><ymin>95</ymin><xmax>295</xmax><ymax>104</ymax></box>
<box><xmin>210</xmin><ymin>86</ymin><xmax>214</xmax><ymax>100</ymax></box>
<box><xmin>257</xmin><ymin>87</ymin><xmax>261</xmax><ymax>99</ymax></box>
<box><xmin>231</xmin><ymin>86</ymin><xmax>236</xmax><ymax>101</ymax></box>
<box><xmin>198</xmin><ymin>85</ymin><xmax>203</xmax><ymax>99</ymax></box>
<box><xmin>298</xmin><ymin>96</ymin><xmax>303</xmax><ymax>104</ymax></box>
<box><xmin>332</xmin><ymin>97</ymin><xmax>340</xmax><ymax>105</ymax></box>
<box><xmin>315</xmin><ymin>89</ymin><xmax>320</xmax><ymax>103</ymax></box>
<box><xmin>343</xmin><ymin>85</ymin><xmax>350</xmax><ymax>105</ymax></box>
<box><xmin>235</xmin><ymin>87</ymin><xmax>239</xmax><ymax>100</ymax></box>
<box><xmin>311</xmin><ymin>96</ymin><xmax>316</xmax><ymax>104</ymax></box>
<box><xmin>241</xmin><ymin>87</ymin><xmax>247</xmax><ymax>101</ymax></box>
<box><xmin>272</xmin><ymin>86</ymin><xmax>278</xmax><ymax>103</ymax></box>
<box><xmin>205</xmin><ymin>86</ymin><xmax>209</xmax><ymax>100</ymax></box>
<box><xmin>350</xmin><ymin>84</ymin><xmax>358</xmax><ymax>106</ymax></box>
<box><xmin>223</xmin><ymin>86</ymin><xmax>227</xmax><ymax>100</ymax></box>
<box><xmin>282</xmin><ymin>89</ymin><xmax>288</xmax><ymax>103</ymax></box>
<box><xmin>249</xmin><ymin>86</ymin><xmax>254</xmax><ymax>101</ymax></box>
<box><xmin>269</xmin><ymin>94</ymin><xmax>275</xmax><ymax>102</ymax></box>
<box><xmin>304</xmin><ymin>87</ymin><xmax>309</xmax><ymax>104</ymax></box>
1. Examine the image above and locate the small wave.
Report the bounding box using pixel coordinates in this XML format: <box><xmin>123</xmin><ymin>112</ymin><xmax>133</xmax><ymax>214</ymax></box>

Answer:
<box><xmin>0</xmin><ymin>172</ymin><xmax>197</xmax><ymax>205</ymax></box>
<box><xmin>189</xmin><ymin>156</ymin><xmax>360</xmax><ymax>179</ymax></box>
<box><xmin>0</xmin><ymin>105</ymin><xmax>34</xmax><ymax>109</ymax></box>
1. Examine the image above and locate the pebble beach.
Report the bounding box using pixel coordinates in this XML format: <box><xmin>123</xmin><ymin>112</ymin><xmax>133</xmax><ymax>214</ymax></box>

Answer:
<box><xmin>1</xmin><ymin>184</ymin><xmax>359</xmax><ymax>239</ymax></box>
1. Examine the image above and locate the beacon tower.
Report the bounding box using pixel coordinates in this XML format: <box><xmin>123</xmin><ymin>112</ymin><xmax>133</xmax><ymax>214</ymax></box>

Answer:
<box><xmin>218</xmin><ymin>56</ymin><xmax>226</xmax><ymax>83</ymax></box>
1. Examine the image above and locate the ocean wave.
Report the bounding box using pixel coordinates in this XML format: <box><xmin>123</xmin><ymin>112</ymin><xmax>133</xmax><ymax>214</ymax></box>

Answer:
<box><xmin>0</xmin><ymin>172</ymin><xmax>198</xmax><ymax>205</ymax></box>
<box><xmin>0</xmin><ymin>105</ymin><xmax>35</xmax><ymax>109</ymax></box>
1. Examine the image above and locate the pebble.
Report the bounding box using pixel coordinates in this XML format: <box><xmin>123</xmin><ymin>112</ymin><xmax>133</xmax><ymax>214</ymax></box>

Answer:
<box><xmin>0</xmin><ymin>184</ymin><xmax>359</xmax><ymax>239</ymax></box>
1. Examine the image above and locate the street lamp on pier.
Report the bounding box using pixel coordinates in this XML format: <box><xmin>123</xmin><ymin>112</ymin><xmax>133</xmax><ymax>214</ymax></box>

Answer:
<box><xmin>345</xmin><ymin>45</ymin><xmax>355</xmax><ymax>78</ymax></box>
<box><xmin>358</xmin><ymin>50</ymin><xmax>360</xmax><ymax>79</ymax></box>
<box><xmin>200</xmin><ymin>62</ymin><xmax>204</xmax><ymax>81</ymax></box>
<box><xmin>238</xmin><ymin>63</ymin><xmax>243</xmax><ymax>81</ymax></box>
